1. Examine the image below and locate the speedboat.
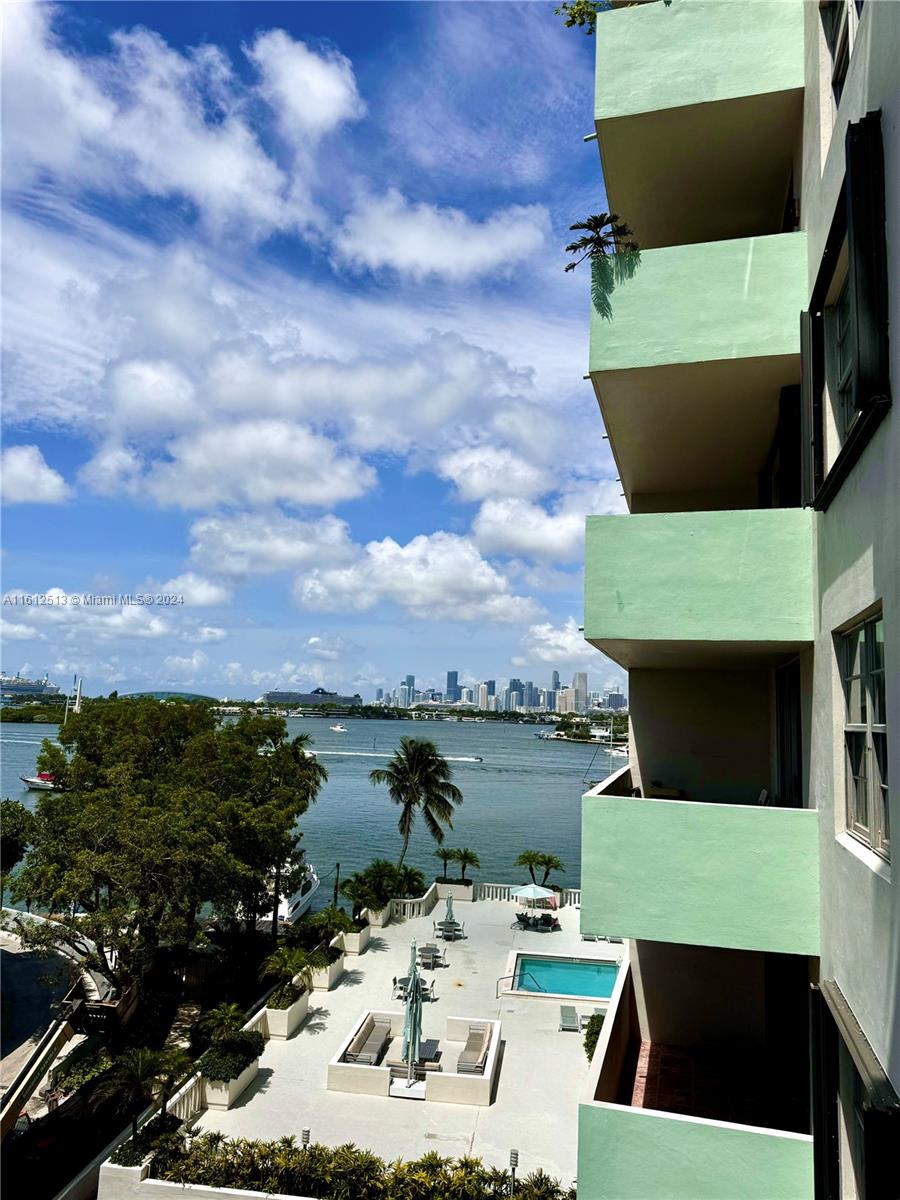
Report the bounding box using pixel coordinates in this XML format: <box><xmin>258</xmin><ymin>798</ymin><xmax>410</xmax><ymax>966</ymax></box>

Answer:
<box><xmin>20</xmin><ymin>772</ymin><xmax>59</xmax><ymax>791</ymax></box>
<box><xmin>329</xmin><ymin>723</ymin><xmax>347</xmax><ymax>733</ymax></box>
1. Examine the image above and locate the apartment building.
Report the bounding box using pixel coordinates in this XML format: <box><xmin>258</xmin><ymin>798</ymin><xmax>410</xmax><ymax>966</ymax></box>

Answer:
<box><xmin>578</xmin><ymin>3</ymin><xmax>898</xmax><ymax>1198</ymax></box>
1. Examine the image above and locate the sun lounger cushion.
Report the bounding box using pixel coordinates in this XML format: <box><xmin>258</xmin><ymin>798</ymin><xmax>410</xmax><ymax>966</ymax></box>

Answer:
<box><xmin>345</xmin><ymin>1016</ymin><xmax>390</xmax><ymax>1064</ymax></box>
<box><xmin>559</xmin><ymin>1005</ymin><xmax>579</xmax><ymax>1032</ymax></box>
<box><xmin>457</xmin><ymin>1023</ymin><xmax>491</xmax><ymax>1073</ymax></box>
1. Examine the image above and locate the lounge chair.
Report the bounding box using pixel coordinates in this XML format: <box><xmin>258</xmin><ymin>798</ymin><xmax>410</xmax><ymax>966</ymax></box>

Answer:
<box><xmin>457</xmin><ymin>1023</ymin><xmax>491</xmax><ymax>1074</ymax></box>
<box><xmin>392</xmin><ymin>976</ymin><xmax>405</xmax><ymax>999</ymax></box>
<box><xmin>344</xmin><ymin>1016</ymin><xmax>391</xmax><ymax>1065</ymax></box>
<box><xmin>515</xmin><ymin>912</ymin><xmax>532</xmax><ymax>930</ymax></box>
<box><xmin>579</xmin><ymin>1008</ymin><xmax>604</xmax><ymax>1031</ymax></box>
<box><xmin>559</xmin><ymin>1005</ymin><xmax>579</xmax><ymax>1032</ymax></box>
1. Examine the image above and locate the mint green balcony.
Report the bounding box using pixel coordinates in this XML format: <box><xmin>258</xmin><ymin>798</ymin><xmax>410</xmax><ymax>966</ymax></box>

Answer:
<box><xmin>594</xmin><ymin>1</ymin><xmax>804</xmax><ymax>248</ymax></box>
<box><xmin>588</xmin><ymin>232</ymin><xmax>807</xmax><ymax>505</ymax></box>
<box><xmin>584</xmin><ymin>507</ymin><xmax>814</xmax><ymax>668</ymax></box>
<box><xmin>581</xmin><ymin>771</ymin><xmax>820</xmax><ymax>956</ymax></box>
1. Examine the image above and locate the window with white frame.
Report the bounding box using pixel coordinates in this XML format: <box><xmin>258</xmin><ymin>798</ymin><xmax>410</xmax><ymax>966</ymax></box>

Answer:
<box><xmin>840</xmin><ymin>612</ymin><xmax>889</xmax><ymax>860</ymax></box>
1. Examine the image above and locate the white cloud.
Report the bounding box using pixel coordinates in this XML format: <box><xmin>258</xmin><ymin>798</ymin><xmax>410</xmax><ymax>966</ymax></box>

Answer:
<box><xmin>332</xmin><ymin>190</ymin><xmax>549</xmax><ymax>282</ymax></box>
<box><xmin>513</xmin><ymin>617</ymin><xmax>593</xmax><ymax>667</ymax></box>
<box><xmin>107</xmin><ymin>359</ymin><xmax>199</xmax><ymax>436</ymax></box>
<box><xmin>164</xmin><ymin>649</ymin><xmax>208</xmax><ymax>676</ymax></box>
<box><xmin>189</xmin><ymin>512</ymin><xmax>357</xmax><ymax>577</ymax></box>
<box><xmin>77</xmin><ymin>442</ymin><xmax>145</xmax><ymax>496</ymax></box>
<box><xmin>1</xmin><ymin>589</ymin><xmax>173</xmax><ymax>642</ymax></box>
<box><xmin>1</xmin><ymin>619</ymin><xmax>45</xmax><ymax>641</ymax></box>
<box><xmin>196</xmin><ymin>625</ymin><xmax>227</xmax><ymax>643</ymax></box>
<box><xmin>247</xmin><ymin>29</ymin><xmax>364</xmax><ymax>149</ymax></box>
<box><xmin>157</xmin><ymin>573</ymin><xmax>232</xmax><ymax>606</ymax></box>
<box><xmin>81</xmin><ymin>422</ymin><xmax>376</xmax><ymax>510</ymax></box>
<box><xmin>438</xmin><ymin>445</ymin><xmax>551</xmax><ymax>502</ymax></box>
<box><xmin>472</xmin><ymin>481</ymin><xmax>626</xmax><ymax>563</ymax></box>
<box><xmin>296</xmin><ymin>531</ymin><xmax>541</xmax><ymax>623</ymax></box>
<box><xmin>0</xmin><ymin>444</ymin><xmax>72</xmax><ymax>503</ymax></box>
<box><xmin>305</xmin><ymin>632</ymin><xmax>360</xmax><ymax>661</ymax></box>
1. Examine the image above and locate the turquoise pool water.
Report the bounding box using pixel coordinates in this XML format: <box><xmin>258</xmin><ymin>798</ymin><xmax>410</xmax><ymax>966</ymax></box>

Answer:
<box><xmin>516</xmin><ymin>955</ymin><xmax>618</xmax><ymax>999</ymax></box>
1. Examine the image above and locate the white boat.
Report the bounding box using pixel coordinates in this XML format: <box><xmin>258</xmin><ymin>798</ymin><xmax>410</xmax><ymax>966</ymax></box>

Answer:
<box><xmin>20</xmin><ymin>772</ymin><xmax>59</xmax><ymax>791</ymax></box>
<box><xmin>261</xmin><ymin>865</ymin><xmax>321</xmax><ymax>927</ymax></box>
<box><xmin>329</xmin><ymin>723</ymin><xmax>347</xmax><ymax>733</ymax></box>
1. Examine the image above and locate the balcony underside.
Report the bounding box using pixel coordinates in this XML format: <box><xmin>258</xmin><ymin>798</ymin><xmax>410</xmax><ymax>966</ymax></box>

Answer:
<box><xmin>592</xmin><ymin>354</ymin><xmax>799</xmax><ymax>507</ymax></box>
<box><xmin>598</xmin><ymin>90</ymin><xmax>802</xmax><ymax>250</ymax></box>
<box><xmin>586</xmin><ymin>637</ymin><xmax>809</xmax><ymax>671</ymax></box>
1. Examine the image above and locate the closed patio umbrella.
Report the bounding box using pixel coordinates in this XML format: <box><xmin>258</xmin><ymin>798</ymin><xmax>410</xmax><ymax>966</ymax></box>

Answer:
<box><xmin>444</xmin><ymin>894</ymin><xmax>454</xmax><ymax>923</ymax></box>
<box><xmin>401</xmin><ymin>941</ymin><xmax>422</xmax><ymax>1087</ymax></box>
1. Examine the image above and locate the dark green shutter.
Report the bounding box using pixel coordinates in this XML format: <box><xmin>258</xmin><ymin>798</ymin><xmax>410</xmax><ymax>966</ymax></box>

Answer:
<box><xmin>846</xmin><ymin>111</ymin><xmax>890</xmax><ymax>412</ymax></box>
<box><xmin>800</xmin><ymin>310</ymin><xmax>823</xmax><ymax>505</ymax></box>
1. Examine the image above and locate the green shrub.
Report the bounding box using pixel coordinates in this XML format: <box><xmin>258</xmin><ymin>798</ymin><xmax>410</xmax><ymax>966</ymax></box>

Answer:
<box><xmin>266</xmin><ymin>982</ymin><xmax>303</xmax><ymax>1009</ymax></box>
<box><xmin>200</xmin><ymin>1030</ymin><xmax>265</xmax><ymax>1083</ymax></box>
<box><xmin>109</xmin><ymin>1113</ymin><xmax>181</xmax><ymax>1166</ymax></box>
<box><xmin>151</xmin><ymin>1132</ymin><xmax>577</xmax><ymax>1198</ymax></box>
<box><xmin>55</xmin><ymin>1045</ymin><xmax>114</xmax><ymax>1093</ymax></box>
<box><xmin>583</xmin><ymin>1012</ymin><xmax>605</xmax><ymax>1061</ymax></box>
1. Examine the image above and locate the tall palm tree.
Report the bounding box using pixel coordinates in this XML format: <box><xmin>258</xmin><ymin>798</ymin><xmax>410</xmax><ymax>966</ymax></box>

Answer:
<box><xmin>94</xmin><ymin>1047</ymin><xmax>168</xmax><ymax>1140</ymax></box>
<box><xmin>157</xmin><ymin>1047</ymin><xmax>192</xmax><ymax>1117</ymax></box>
<box><xmin>198</xmin><ymin>1001</ymin><xmax>245</xmax><ymax>1041</ymax></box>
<box><xmin>259</xmin><ymin>945</ymin><xmax>315</xmax><ymax>997</ymax></box>
<box><xmin>452</xmin><ymin>848</ymin><xmax>480</xmax><ymax>883</ymax></box>
<box><xmin>515</xmin><ymin>850</ymin><xmax>544</xmax><ymax>885</ymax></box>
<box><xmin>434</xmin><ymin>847</ymin><xmax>455</xmax><ymax>881</ymax></box>
<box><xmin>369</xmin><ymin>737</ymin><xmax>463</xmax><ymax>867</ymax></box>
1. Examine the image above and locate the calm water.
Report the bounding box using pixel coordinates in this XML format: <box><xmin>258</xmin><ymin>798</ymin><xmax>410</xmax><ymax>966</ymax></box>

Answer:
<box><xmin>516</xmin><ymin>955</ymin><xmax>619</xmax><ymax>999</ymax></box>
<box><xmin>0</xmin><ymin>718</ymin><xmax>618</xmax><ymax>904</ymax></box>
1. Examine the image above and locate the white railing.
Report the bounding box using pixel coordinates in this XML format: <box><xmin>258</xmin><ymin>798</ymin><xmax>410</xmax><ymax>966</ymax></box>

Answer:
<box><xmin>389</xmin><ymin>881</ymin><xmax>439</xmax><ymax>920</ymax></box>
<box><xmin>477</xmin><ymin>882</ymin><xmax>512</xmax><ymax>901</ymax></box>
<box><xmin>166</xmin><ymin>1071</ymin><xmax>204</xmax><ymax>1123</ymax></box>
<box><xmin>243</xmin><ymin>1006</ymin><xmax>269</xmax><ymax>1040</ymax></box>
<box><xmin>561</xmin><ymin>888</ymin><xmax>582</xmax><ymax>908</ymax></box>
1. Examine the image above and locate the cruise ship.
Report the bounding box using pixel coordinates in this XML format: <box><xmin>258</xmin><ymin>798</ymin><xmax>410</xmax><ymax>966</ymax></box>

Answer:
<box><xmin>0</xmin><ymin>672</ymin><xmax>61</xmax><ymax>700</ymax></box>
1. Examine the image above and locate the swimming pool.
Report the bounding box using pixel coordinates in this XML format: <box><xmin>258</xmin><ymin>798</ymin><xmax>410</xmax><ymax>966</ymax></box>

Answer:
<box><xmin>515</xmin><ymin>955</ymin><xmax>619</xmax><ymax>999</ymax></box>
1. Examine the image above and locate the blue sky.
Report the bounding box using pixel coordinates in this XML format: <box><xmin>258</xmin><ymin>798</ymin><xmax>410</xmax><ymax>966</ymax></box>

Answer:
<box><xmin>1</xmin><ymin>0</ymin><xmax>626</xmax><ymax>700</ymax></box>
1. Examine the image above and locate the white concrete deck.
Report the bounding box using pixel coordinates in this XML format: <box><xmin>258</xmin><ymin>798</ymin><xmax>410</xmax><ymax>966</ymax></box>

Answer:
<box><xmin>199</xmin><ymin>899</ymin><xmax>620</xmax><ymax>1183</ymax></box>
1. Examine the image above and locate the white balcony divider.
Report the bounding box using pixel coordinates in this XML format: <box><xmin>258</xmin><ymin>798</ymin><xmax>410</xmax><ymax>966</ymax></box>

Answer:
<box><xmin>388</xmin><ymin>881</ymin><xmax>439</xmax><ymax>920</ymax></box>
<box><xmin>476</xmin><ymin>883</ymin><xmax>512</xmax><ymax>901</ymax></box>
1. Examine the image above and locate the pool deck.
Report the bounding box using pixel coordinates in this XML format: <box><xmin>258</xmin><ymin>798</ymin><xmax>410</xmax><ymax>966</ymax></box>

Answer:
<box><xmin>198</xmin><ymin>898</ymin><xmax>621</xmax><ymax>1183</ymax></box>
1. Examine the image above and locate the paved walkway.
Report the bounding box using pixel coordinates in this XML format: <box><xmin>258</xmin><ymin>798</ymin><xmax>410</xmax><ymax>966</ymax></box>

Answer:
<box><xmin>199</xmin><ymin>899</ymin><xmax>621</xmax><ymax>1184</ymax></box>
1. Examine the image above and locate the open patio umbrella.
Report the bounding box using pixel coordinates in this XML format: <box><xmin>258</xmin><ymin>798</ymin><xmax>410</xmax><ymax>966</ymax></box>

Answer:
<box><xmin>444</xmin><ymin>894</ymin><xmax>454</xmax><ymax>923</ymax></box>
<box><xmin>511</xmin><ymin>883</ymin><xmax>555</xmax><ymax>907</ymax></box>
<box><xmin>401</xmin><ymin>941</ymin><xmax>422</xmax><ymax>1087</ymax></box>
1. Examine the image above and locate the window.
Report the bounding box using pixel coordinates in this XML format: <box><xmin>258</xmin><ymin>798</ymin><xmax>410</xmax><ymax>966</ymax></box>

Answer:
<box><xmin>821</xmin><ymin>0</ymin><xmax>864</xmax><ymax>105</ymax></box>
<box><xmin>840</xmin><ymin>612</ymin><xmax>889</xmax><ymax>860</ymax></box>
<box><xmin>801</xmin><ymin>112</ymin><xmax>891</xmax><ymax>510</ymax></box>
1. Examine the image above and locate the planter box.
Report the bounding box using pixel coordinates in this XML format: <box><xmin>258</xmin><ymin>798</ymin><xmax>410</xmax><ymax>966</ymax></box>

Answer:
<box><xmin>312</xmin><ymin>955</ymin><xmax>345</xmax><ymax>991</ymax></box>
<box><xmin>342</xmin><ymin>925</ymin><xmax>371</xmax><ymax>955</ymax></box>
<box><xmin>204</xmin><ymin>1057</ymin><xmax>259</xmax><ymax>1110</ymax></box>
<box><xmin>435</xmin><ymin>882</ymin><xmax>476</xmax><ymax>902</ymax></box>
<box><xmin>266</xmin><ymin>990</ymin><xmax>309</xmax><ymax>1039</ymax></box>
<box><xmin>364</xmin><ymin>907</ymin><xmax>390</xmax><ymax>929</ymax></box>
<box><xmin>97</xmin><ymin>1158</ymin><xmax>151</xmax><ymax>1197</ymax></box>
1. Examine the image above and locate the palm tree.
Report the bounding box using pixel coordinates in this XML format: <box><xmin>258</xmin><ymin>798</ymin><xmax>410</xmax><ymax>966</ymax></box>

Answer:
<box><xmin>434</xmin><ymin>848</ymin><xmax>455</xmax><ymax>881</ymax></box>
<box><xmin>157</xmin><ymin>1047</ymin><xmax>192</xmax><ymax>1117</ymax></box>
<box><xmin>369</xmin><ymin>738</ymin><xmax>463</xmax><ymax>867</ymax></box>
<box><xmin>259</xmin><ymin>945</ymin><xmax>315</xmax><ymax>999</ymax></box>
<box><xmin>94</xmin><ymin>1047</ymin><xmax>167</xmax><ymax>1140</ymax></box>
<box><xmin>515</xmin><ymin>851</ymin><xmax>566</xmax><ymax>886</ymax></box>
<box><xmin>452</xmin><ymin>848</ymin><xmax>480</xmax><ymax>883</ymax></box>
<box><xmin>199</xmin><ymin>1001</ymin><xmax>245</xmax><ymax>1041</ymax></box>
<box><xmin>564</xmin><ymin>211</ymin><xmax>640</xmax><ymax>320</ymax></box>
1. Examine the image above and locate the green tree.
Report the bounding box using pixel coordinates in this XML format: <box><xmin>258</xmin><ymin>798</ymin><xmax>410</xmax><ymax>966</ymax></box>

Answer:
<box><xmin>451</xmin><ymin>848</ymin><xmax>480</xmax><ymax>883</ymax></box>
<box><xmin>554</xmin><ymin>0</ymin><xmax>610</xmax><ymax>35</ymax></box>
<box><xmin>259</xmin><ymin>945</ymin><xmax>315</xmax><ymax>1004</ymax></box>
<box><xmin>564</xmin><ymin>212</ymin><xmax>640</xmax><ymax>320</ymax></box>
<box><xmin>0</xmin><ymin>798</ymin><xmax>34</xmax><ymax>905</ymax></box>
<box><xmin>434</xmin><ymin>847</ymin><xmax>455</xmax><ymax>881</ymax></box>
<box><xmin>515</xmin><ymin>851</ymin><xmax>566</xmax><ymax>887</ymax></box>
<box><xmin>369</xmin><ymin>737</ymin><xmax>462</xmax><ymax>867</ymax></box>
<box><xmin>339</xmin><ymin>859</ymin><xmax>426</xmax><ymax>918</ymax></box>
<box><xmin>94</xmin><ymin>1047</ymin><xmax>168</xmax><ymax>1141</ymax></box>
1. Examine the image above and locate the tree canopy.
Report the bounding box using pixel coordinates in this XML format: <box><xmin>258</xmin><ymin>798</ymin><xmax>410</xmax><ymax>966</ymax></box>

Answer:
<box><xmin>7</xmin><ymin>700</ymin><xmax>326</xmax><ymax>989</ymax></box>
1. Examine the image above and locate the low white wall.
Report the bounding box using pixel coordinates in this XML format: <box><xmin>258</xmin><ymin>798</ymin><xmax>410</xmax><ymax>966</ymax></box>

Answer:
<box><xmin>312</xmin><ymin>944</ymin><xmax>345</xmax><ymax>991</ymax></box>
<box><xmin>100</xmin><ymin>1175</ymin><xmax>311</xmax><ymax>1199</ymax></box>
<box><xmin>341</xmin><ymin>924</ymin><xmax>370</xmax><ymax>954</ymax></box>
<box><xmin>429</xmin><ymin>1017</ymin><xmax>501</xmax><ymax>1107</ymax></box>
<box><xmin>363</xmin><ymin>907</ymin><xmax>390</xmax><ymax>929</ymax></box>
<box><xmin>326</xmin><ymin>1009</ymin><xmax>402</xmax><ymax>1096</ymax></box>
<box><xmin>205</xmin><ymin>1058</ymin><xmax>258</xmax><ymax>1111</ymax></box>
<box><xmin>435</xmin><ymin>882</ymin><xmax>476</xmax><ymax>902</ymax></box>
<box><xmin>266</xmin><ymin>991</ymin><xmax>309</xmax><ymax>1039</ymax></box>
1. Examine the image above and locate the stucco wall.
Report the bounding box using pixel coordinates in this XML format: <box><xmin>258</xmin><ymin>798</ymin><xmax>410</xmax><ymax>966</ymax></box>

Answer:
<box><xmin>802</xmin><ymin>0</ymin><xmax>900</xmax><ymax>1089</ymax></box>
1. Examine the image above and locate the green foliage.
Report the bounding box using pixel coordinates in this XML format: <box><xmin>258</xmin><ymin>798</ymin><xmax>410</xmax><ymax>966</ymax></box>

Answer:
<box><xmin>515</xmin><ymin>851</ymin><xmax>566</xmax><ymax>886</ymax></box>
<box><xmin>369</xmin><ymin>736</ymin><xmax>463</xmax><ymax>866</ymax></box>
<box><xmin>55</xmin><ymin>1044</ymin><xmax>114</xmax><ymax>1094</ymax></box>
<box><xmin>92</xmin><ymin>1047</ymin><xmax>170</xmax><ymax>1140</ymax></box>
<box><xmin>9</xmin><ymin>699</ymin><xmax>327</xmax><ymax>988</ymax></box>
<box><xmin>434</xmin><ymin>847</ymin><xmax>455</xmax><ymax>881</ymax></box>
<box><xmin>583</xmin><ymin>1012</ymin><xmax>605</xmax><ymax>1061</ymax></box>
<box><xmin>199</xmin><ymin>1002</ymin><xmax>245</xmax><ymax>1041</ymax></box>
<box><xmin>0</xmin><ymin>798</ymin><xmax>35</xmax><ymax>903</ymax></box>
<box><xmin>450</xmin><ymin>847</ymin><xmax>480</xmax><ymax>883</ymax></box>
<box><xmin>151</xmin><ymin>1133</ymin><xmax>577</xmax><ymax>1198</ymax></box>
<box><xmin>554</xmin><ymin>0</ymin><xmax>610</xmax><ymax>34</ymax></box>
<box><xmin>200</xmin><ymin>1030</ymin><xmax>265</xmax><ymax>1083</ymax></box>
<box><xmin>339</xmin><ymin>858</ymin><xmax>427</xmax><ymax>918</ymax></box>
<box><xmin>109</xmin><ymin>1113</ymin><xmax>182</xmax><ymax>1166</ymax></box>
<box><xmin>308</xmin><ymin>904</ymin><xmax>355</xmax><ymax>938</ymax></box>
<box><xmin>0</xmin><ymin>703</ymin><xmax>66</xmax><ymax>723</ymax></box>
<box><xmin>564</xmin><ymin>212</ymin><xmax>640</xmax><ymax>321</ymax></box>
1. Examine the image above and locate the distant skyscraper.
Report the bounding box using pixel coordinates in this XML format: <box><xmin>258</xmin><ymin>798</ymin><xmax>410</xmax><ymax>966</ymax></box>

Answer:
<box><xmin>477</xmin><ymin>683</ymin><xmax>489</xmax><ymax>710</ymax></box>
<box><xmin>551</xmin><ymin>670</ymin><xmax>560</xmax><ymax>691</ymax></box>
<box><xmin>557</xmin><ymin>687</ymin><xmax>576</xmax><ymax>713</ymax></box>
<box><xmin>461</xmin><ymin>686</ymin><xmax>474</xmax><ymax>704</ymax></box>
<box><xmin>572</xmin><ymin>672</ymin><xmax>589</xmax><ymax>713</ymax></box>
<box><xmin>485</xmin><ymin>679</ymin><xmax>496</xmax><ymax>697</ymax></box>
<box><xmin>398</xmin><ymin>684</ymin><xmax>411</xmax><ymax>708</ymax></box>
<box><xmin>375</xmin><ymin>687</ymin><xmax>384</xmax><ymax>702</ymax></box>
<box><xmin>606</xmin><ymin>689</ymin><xmax>627</xmax><ymax>711</ymax></box>
<box><xmin>446</xmin><ymin>670</ymin><xmax>460</xmax><ymax>703</ymax></box>
<box><xmin>405</xmin><ymin>674</ymin><xmax>415</xmax><ymax>693</ymax></box>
